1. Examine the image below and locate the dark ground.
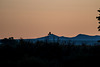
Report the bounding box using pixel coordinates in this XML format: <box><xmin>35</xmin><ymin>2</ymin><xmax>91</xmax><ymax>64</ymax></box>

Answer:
<box><xmin>0</xmin><ymin>39</ymin><xmax>100</xmax><ymax>67</ymax></box>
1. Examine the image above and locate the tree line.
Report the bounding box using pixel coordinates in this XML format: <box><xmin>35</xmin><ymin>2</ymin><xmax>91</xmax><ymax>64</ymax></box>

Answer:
<box><xmin>0</xmin><ymin>38</ymin><xmax>100</xmax><ymax>67</ymax></box>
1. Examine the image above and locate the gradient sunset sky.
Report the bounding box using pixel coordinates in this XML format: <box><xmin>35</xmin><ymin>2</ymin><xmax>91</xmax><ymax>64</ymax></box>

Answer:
<box><xmin>0</xmin><ymin>0</ymin><xmax>100</xmax><ymax>39</ymax></box>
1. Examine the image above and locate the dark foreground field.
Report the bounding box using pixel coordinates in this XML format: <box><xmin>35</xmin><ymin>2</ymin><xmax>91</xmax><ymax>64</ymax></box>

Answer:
<box><xmin>0</xmin><ymin>39</ymin><xmax>100</xmax><ymax>67</ymax></box>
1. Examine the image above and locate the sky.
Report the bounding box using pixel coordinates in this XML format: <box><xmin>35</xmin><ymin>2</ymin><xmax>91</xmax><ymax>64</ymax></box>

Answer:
<box><xmin>0</xmin><ymin>0</ymin><xmax>100</xmax><ymax>39</ymax></box>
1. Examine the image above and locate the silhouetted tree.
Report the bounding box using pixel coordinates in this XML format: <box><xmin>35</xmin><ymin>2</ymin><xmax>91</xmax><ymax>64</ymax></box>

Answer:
<box><xmin>0</xmin><ymin>37</ymin><xmax>17</xmax><ymax>46</ymax></box>
<box><xmin>96</xmin><ymin>8</ymin><xmax>100</xmax><ymax>31</ymax></box>
<box><xmin>48</xmin><ymin>32</ymin><xmax>52</xmax><ymax>35</ymax></box>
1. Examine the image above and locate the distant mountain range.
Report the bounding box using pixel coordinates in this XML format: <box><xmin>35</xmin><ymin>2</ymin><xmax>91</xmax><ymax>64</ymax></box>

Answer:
<box><xmin>24</xmin><ymin>34</ymin><xmax>100</xmax><ymax>45</ymax></box>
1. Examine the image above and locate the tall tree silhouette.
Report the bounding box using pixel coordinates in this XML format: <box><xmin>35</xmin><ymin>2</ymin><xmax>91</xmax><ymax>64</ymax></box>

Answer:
<box><xmin>96</xmin><ymin>8</ymin><xmax>100</xmax><ymax>31</ymax></box>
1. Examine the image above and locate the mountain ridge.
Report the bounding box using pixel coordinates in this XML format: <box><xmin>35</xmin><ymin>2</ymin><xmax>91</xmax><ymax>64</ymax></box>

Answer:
<box><xmin>23</xmin><ymin>33</ymin><xmax>100</xmax><ymax>45</ymax></box>
<box><xmin>23</xmin><ymin>33</ymin><xmax>100</xmax><ymax>40</ymax></box>
<box><xmin>33</xmin><ymin>34</ymin><xmax>100</xmax><ymax>40</ymax></box>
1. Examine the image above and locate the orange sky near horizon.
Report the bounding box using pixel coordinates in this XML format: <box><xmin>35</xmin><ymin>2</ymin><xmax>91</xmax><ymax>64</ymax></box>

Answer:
<box><xmin>0</xmin><ymin>0</ymin><xmax>100</xmax><ymax>39</ymax></box>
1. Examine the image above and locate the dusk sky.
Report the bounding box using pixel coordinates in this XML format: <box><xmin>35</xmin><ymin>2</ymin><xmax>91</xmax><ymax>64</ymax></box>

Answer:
<box><xmin>0</xmin><ymin>0</ymin><xmax>100</xmax><ymax>39</ymax></box>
